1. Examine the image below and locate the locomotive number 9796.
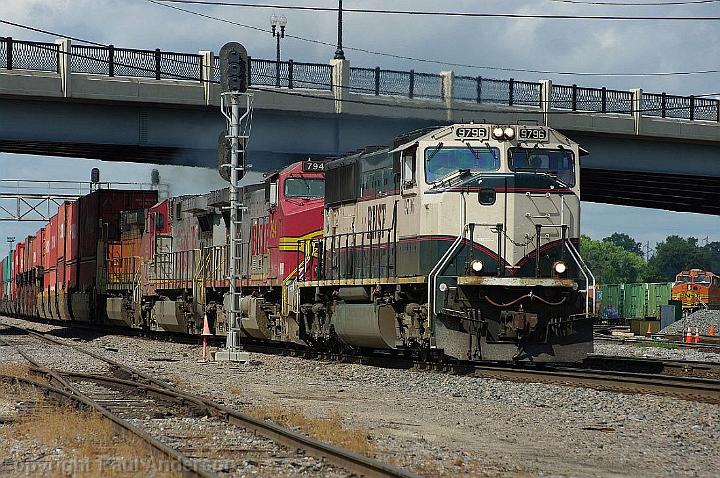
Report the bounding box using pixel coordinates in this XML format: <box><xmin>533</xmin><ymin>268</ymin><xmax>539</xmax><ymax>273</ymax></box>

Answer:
<box><xmin>518</xmin><ymin>128</ymin><xmax>548</xmax><ymax>141</ymax></box>
<box><xmin>455</xmin><ymin>127</ymin><xmax>488</xmax><ymax>140</ymax></box>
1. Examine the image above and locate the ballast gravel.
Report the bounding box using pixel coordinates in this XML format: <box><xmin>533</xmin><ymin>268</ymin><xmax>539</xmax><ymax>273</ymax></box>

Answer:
<box><xmin>661</xmin><ymin>309</ymin><xmax>720</xmax><ymax>335</ymax></box>
<box><xmin>594</xmin><ymin>341</ymin><xmax>720</xmax><ymax>363</ymax></box>
<box><xmin>1</xmin><ymin>316</ymin><xmax>719</xmax><ymax>478</ymax></box>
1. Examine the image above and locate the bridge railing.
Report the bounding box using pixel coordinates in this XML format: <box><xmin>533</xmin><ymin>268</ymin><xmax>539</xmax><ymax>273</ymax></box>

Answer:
<box><xmin>0</xmin><ymin>38</ymin><xmax>59</xmax><ymax>72</ymax></box>
<box><xmin>642</xmin><ymin>92</ymin><xmax>720</xmax><ymax>121</ymax></box>
<box><xmin>551</xmin><ymin>84</ymin><xmax>633</xmax><ymax>115</ymax></box>
<box><xmin>453</xmin><ymin>76</ymin><xmax>542</xmax><ymax>107</ymax></box>
<box><xmin>70</xmin><ymin>44</ymin><xmax>204</xmax><ymax>80</ymax></box>
<box><xmin>1</xmin><ymin>36</ymin><xmax>719</xmax><ymax>123</ymax></box>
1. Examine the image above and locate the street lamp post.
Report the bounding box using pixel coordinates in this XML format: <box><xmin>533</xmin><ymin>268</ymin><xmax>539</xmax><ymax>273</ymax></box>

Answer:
<box><xmin>334</xmin><ymin>0</ymin><xmax>345</xmax><ymax>60</ymax></box>
<box><xmin>270</xmin><ymin>14</ymin><xmax>287</xmax><ymax>87</ymax></box>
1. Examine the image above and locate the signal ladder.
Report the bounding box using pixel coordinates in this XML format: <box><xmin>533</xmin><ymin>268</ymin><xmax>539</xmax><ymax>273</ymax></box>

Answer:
<box><xmin>218</xmin><ymin>91</ymin><xmax>253</xmax><ymax>361</ymax></box>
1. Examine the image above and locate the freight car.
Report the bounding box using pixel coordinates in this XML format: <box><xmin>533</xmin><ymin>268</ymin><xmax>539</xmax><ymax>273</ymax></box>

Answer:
<box><xmin>671</xmin><ymin>269</ymin><xmax>720</xmax><ymax>311</ymax></box>
<box><xmin>0</xmin><ymin>190</ymin><xmax>158</xmax><ymax>323</ymax></box>
<box><xmin>1</xmin><ymin>123</ymin><xmax>595</xmax><ymax>363</ymax></box>
<box><xmin>597</xmin><ymin>282</ymin><xmax>674</xmax><ymax>322</ymax></box>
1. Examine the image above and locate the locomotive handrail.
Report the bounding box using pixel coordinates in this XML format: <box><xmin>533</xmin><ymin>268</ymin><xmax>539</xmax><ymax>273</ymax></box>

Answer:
<box><xmin>564</xmin><ymin>237</ymin><xmax>596</xmax><ymax>317</ymax></box>
<box><xmin>428</xmin><ymin>192</ymin><xmax>468</xmax><ymax>323</ymax></box>
<box><xmin>295</xmin><ymin>203</ymin><xmax>398</xmax><ymax>284</ymax></box>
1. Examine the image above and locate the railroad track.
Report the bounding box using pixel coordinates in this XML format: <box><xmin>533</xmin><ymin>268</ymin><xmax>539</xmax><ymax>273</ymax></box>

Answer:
<box><xmin>0</xmin><ymin>323</ymin><xmax>419</xmax><ymax>478</ymax></box>
<box><xmin>3</xmin><ymin>317</ymin><xmax>720</xmax><ymax>406</ymax></box>
<box><xmin>584</xmin><ymin>354</ymin><xmax>720</xmax><ymax>379</ymax></box>
<box><xmin>464</xmin><ymin>364</ymin><xmax>720</xmax><ymax>404</ymax></box>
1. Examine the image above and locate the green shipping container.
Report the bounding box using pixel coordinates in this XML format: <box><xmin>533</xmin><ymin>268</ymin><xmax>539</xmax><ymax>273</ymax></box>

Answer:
<box><xmin>598</xmin><ymin>282</ymin><xmax>674</xmax><ymax>320</ymax></box>
<box><xmin>623</xmin><ymin>283</ymin><xmax>646</xmax><ymax>319</ymax></box>
<box><xmin>647</xmin><ymin>283</ymin><xmax>674</xmax><ymax>320</ymax></box>
<box><xmin>598</xmin><ymin>284</ymin><xmax>623</xmax><ymax>320</ymax></box>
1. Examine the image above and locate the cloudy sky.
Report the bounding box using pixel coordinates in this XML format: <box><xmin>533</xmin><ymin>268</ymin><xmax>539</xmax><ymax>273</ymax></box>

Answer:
<box><xmin>2</xmin><ymin>0</ymin><xmax>719</xmax><ymax>254</ymax></box>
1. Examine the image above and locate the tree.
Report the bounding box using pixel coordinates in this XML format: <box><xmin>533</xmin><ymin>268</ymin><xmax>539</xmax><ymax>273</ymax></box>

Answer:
<box><xmin>647</xmin><ymin>236</ymin><xmax>708</xmax><ymax>282</ymax></box>
<box><xmin>580</xmin><ymin>235</ymin><xmax>649</xmax><ymax>284</ymax></box>
<box><xmin>701</xmin><ymin>241</ymin><xmax>720</xmax><ymax>274</ymax></box>
<box><xmin>603</xmin><ymin>232</ymin><xmax>643</xmax><ymax>256</ymax></box>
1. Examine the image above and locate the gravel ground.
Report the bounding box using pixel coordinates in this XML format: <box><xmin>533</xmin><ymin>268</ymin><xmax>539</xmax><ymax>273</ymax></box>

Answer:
<box><xmin>661</xmin><ymin>310</ymin><xmax>720</xmax><ymax>335</ymax></box>
<box><xmin>0</xmin><ymin>325</ymin><xmax>349</xmax><ymax>478</ymax></box>
<box><xmin>594</xmin><ymin>340</ymin><xmax>720</xmax><ymax>363</ymax></box>
<box><xmin>2</xmin><ymin>317</ymin><xmax>720</xmax><ymax>477</ymax></box>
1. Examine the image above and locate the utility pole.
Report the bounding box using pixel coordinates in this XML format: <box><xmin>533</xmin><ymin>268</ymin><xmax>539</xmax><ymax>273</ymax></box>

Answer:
<box><xmin>217</xmin><ymin>42</ymin><xmax>253</xmax><ymax>363</ymax></box>
<box><xmin>334</xmin><ymin>0</ymin><xmax>345</xmax><ymax>60</ymax></box>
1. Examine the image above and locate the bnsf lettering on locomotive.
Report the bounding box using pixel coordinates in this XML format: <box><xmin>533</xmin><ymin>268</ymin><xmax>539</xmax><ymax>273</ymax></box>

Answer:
<box><xmin>367</xmin><ymin>203</ymin><xmax>387</xmax><ymax>240</ymax></box>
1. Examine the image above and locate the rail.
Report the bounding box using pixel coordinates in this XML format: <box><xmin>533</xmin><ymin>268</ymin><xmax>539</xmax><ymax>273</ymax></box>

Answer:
<box><xmin>149</xmin><ymin>249</ymin><xmax>201</xmax><ymax>287</ymax></box>
<box><xmin>295</xmin><ymin>205</ymin><xmax>398</xmax><ymax>283</ymax></box>
<box><xmin>296</xmin><ymin>225</ymin><xmax>398</xmax><ymax>282</ymax></box>
<box><xmin>565</xmin><ymin>236</ymin><xmax>596</xmax><ymax>317</ymax></box>
<box><xmin>2</xmin><ymin>36</ymin><xmax>719</xmax><ymax>122</ymax></box>
<box><xmin>0</xmin><ymin>322</ymin><xmax>421</xmax><ymax>478</ymax></box>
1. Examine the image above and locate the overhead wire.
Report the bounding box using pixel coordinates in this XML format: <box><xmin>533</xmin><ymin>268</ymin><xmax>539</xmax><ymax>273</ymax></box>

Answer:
<box><xmin>141</xmin><ymin>1</ymin><xmax>720</xmax><ymax>77</ymax></box>
<box><xmin>547</xmin><ymin>0</ymin><xmax>720</xmax><ymax>5</ymax></box>
<box><xmin>152</xmin><ymin>0</ymin><xmax>720</xmax><ymax>20</ymax></box>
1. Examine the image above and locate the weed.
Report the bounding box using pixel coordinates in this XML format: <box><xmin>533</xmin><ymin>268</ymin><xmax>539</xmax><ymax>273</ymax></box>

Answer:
<box><xmin>0</xmin><ymin>362</ymin><xmax>32</xmax><ymax>378</ymax></box>
<box><xmin>635</xmin><ymin>341</ymin><xmax>678</xmax><ymax>350</ymax></box>
<box><xmin>250</xmin><ymin>405</ymin><xmax>374</xmax><ymax>456</ymax></box>
<box><xmin>1</xmin><ymin>400</ymin><xmax>184</xmax><ymax>477</ymax></box>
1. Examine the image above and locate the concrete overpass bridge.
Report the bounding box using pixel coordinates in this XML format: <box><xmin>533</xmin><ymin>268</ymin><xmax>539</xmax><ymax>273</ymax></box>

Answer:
<box><xmin>1</xmin><ymin>37</ymin><xmax>719</xmax><ymax>214</ymax></box>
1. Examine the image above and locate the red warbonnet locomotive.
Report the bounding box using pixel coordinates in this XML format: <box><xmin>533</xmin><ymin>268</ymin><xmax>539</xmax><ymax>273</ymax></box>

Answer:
<box><xmin>0</xmin><ymin>124</ymin><xmax>594</xmax><ymax>363</ymax></box>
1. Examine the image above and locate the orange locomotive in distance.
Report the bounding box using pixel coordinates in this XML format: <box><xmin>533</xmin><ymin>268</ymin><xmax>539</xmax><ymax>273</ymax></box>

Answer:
<box><xmin>671</xmin><ymin>269</ymin><xmax>720</xmax><ymax>311</ymax></box>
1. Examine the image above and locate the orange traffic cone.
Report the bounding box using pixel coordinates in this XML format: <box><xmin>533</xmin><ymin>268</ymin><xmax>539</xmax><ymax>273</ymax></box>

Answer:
<box><xmin>646</xmin><ymin>322</ymin><xmax>653</xmax><ymax>336</ymax></box>
<box><xmin>694</xmin><ymin>327</ymin><xmax>700</xmax><ymax>344</ymax></box>
<box><xmin>710</xmin><ymin>324</ymin><xmax>716</xmax><ymax>337</ymax></box>
<box><xmin>201</xmin><ymin>314</ymin><xmax>213</xmax><ymax>360</ymax></box>
<box><xmin>685</xmin><ymin>327</ymin><xmax>692</xmax><ymax>344</ymax></box>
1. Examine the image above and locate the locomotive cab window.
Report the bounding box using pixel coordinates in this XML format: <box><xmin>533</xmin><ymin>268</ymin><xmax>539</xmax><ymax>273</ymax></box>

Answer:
<box><xmin>269</xmin><ymin>181</ymin><xmax>279</xmax><ymax>207</ymax></box>
<box><xmin>154</xmin><ymin>212</ymin><xmax>165</xmax><ymax>231</ymax></box>
<box><xmin>401</xmin><ymin>150</ymin><xmax>416</xmax><ymax>188</ymax></box>
<box><xmin>509</xmin><ymin>148</ymin><xmax>576</xmax><ymax>187</ymax></box>
<box><xmin>424</xmin><ymin>146</ymin><xmax>500</xmax><ymax>183</ymax></box>
<box><xmin>284</xmin><ymin>177</ymin><xmax>325</xmax><ymax>198</ymax></box>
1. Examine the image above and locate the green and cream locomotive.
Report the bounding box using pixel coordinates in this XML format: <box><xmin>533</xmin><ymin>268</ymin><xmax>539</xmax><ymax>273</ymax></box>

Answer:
<box><xmin>292</xmin><ymin>123</ymin><xmax>594</xmax><ymax>363</ymax></box>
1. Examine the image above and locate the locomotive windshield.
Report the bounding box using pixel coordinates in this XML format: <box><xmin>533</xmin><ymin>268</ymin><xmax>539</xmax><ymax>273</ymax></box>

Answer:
<box><xmin>284</xmin><ymin>177</ymin><xmax>325</xmax><ymax>198</ymax></box>
<box><xmin>509</xmin><ymin>148</ymin><xmax>576</xmax><ymax>187</ymax></box>
<box><xmin>424</xmin><ymin>147</ymin><xmax>500</xmax><ymax>182</ymax></box>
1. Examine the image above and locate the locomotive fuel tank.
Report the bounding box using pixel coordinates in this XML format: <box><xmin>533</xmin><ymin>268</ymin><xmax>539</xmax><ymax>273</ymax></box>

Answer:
<box><xmin>331</xmin><ymin>303</ymin><xmax>398</xmax><ymax>349</ymax></box>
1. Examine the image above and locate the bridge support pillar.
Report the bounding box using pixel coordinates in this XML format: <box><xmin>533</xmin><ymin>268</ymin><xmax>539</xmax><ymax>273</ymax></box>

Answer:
<box><xmin>330</xmin><ymin>58</ymin><xmax>350</xmax><ymax>114</ymax></box>
<box><xmin>440</xmin><ymin>71</ymin><xmax>454</xmax><ymax>122</ymax></box>
<box><xmin>199</xmin><ymin>50</ymin><xmax>214</xmax><ymax>106</ymax></box>
<box><xmin>55</xmin><ymin>39</ymin><xmax>71</xmax><ymax>98</ymax></box>
<box><xmin>539</xmin><ymin>79</ymin><xmax>552</xmax><ymax>126</ymax></box>
<box><xmin>631</xmin><ymin>88</ymin><xmax>643</xmax><ymax>135</ymax></box>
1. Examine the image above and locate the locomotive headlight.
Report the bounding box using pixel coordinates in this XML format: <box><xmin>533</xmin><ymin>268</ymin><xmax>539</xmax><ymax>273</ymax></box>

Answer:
<box><xmin>553</xmin><ymin>261</ymin><xmax>567</xmax><ymax>275</ymax></box>
<box><xmin>492</xmin><ymin>127</ymin><xmax>505</xmax><ymax>139</ymax></box>
<box><xmin>470</xmin><ymin>259</ymin><xmax>484</xmax><ymax>274</ymax></box>
<box><xmin>503</xmin><ymin>127</ymin><xmax>515</xmax><ymax>139</ymax></box>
